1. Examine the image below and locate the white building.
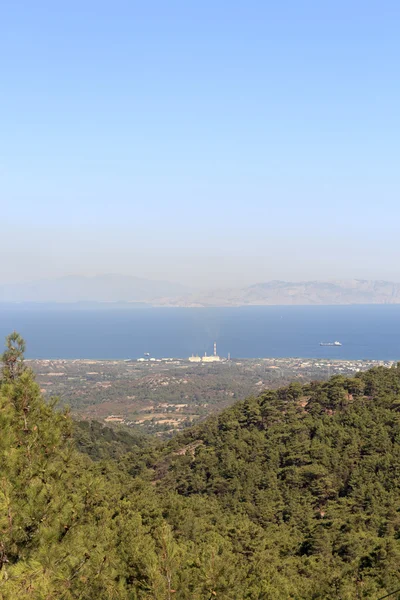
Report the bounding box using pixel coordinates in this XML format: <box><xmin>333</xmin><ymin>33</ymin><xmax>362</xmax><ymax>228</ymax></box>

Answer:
<box><xmin>188</xmin><ymin>355</ymin><xmax>202</xmax><ymax>363</ymax></box>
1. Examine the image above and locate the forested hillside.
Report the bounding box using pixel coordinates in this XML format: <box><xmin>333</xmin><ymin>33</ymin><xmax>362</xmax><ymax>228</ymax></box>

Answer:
<box><xmin>1</xmin><ymin>333</ymin><xmax>400</xmax><ymax>598</ymax></box>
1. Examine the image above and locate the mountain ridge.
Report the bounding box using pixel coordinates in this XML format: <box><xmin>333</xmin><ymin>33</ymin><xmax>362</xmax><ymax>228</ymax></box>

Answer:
<box><xmin>2</xmin><ymin>276</ymin><xmax>400</xmax><ymax>306</ymax></box>
<box><xmin>0</xmin><ymin>274</ymin><xmax>189</xmax><ymax>303</ymax></box>
<box><xmin>159</xmin><ymin>278</ymin><xmax>400</xmax><ymax>306</ymax></box>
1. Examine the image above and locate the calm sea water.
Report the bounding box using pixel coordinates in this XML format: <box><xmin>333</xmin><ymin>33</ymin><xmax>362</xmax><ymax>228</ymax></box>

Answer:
<box><xmin>0</xmin><ymin>305</ymin><xmax>399</xmax><ymax>361</ymax></box>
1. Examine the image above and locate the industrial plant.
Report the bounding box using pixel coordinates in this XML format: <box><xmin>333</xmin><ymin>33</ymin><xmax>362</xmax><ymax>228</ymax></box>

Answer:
<box><xmin>189</xmin><ymin>342</ymin><xmax>221</xmax><ymax>363</ymax></box>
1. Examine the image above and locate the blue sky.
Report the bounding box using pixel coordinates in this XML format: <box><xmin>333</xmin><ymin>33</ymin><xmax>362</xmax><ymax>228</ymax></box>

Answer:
<box><xmin>1</xmin><ymin>1</ymin><xmax>399</xmax><ymax>286</ymax></box>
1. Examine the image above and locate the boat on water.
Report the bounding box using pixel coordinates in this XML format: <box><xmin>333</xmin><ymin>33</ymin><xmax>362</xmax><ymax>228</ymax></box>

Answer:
<box><xmin>320</xmin><ymin>341</ymin><xmax>342</xmax><ymax>347</ymax></box>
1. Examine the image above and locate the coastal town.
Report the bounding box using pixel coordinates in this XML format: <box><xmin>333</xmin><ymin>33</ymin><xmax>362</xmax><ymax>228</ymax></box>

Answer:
<box><xmin>28</xmin><ymin>355</ymin><xmax>395</xmax><ymax>436</ymax></box>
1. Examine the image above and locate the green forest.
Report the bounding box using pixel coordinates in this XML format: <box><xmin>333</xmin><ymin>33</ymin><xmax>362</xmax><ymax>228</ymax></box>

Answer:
<box><xmin>1</xmin><ymin>333</ymin><xmax>400</xmax><ymax>599</ymax></box>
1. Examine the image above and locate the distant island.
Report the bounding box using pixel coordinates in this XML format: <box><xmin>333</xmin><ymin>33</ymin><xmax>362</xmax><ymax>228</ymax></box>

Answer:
<box><xmin>166</xmin><ymin>279</ymin><xmax>400</xmax><ymax>307</ymax></box>
<box><xmin>2</xmin><ymin>275</ymin><xmax>400</xmax><ymax>306</ymax></box>
<box><xmin>0</xmin><ymin>274</ymin><xmax>188</xmax><ymax>304</ymax></box>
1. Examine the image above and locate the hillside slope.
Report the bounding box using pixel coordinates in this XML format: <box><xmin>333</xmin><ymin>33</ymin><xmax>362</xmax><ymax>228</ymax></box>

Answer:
<box><xmin>149</xmin><ymin>364</ymin><xmax>400</xmax><ymax>598</ymax></box>
<box><xmin>2</xmin><ymin>333</ymin><xmax>400</xmax><ymax>598</ymax></box>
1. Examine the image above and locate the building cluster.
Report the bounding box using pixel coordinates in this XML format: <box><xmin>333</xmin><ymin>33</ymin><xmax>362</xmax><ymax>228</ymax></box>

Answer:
<box><xmin>189</xmin><ymin>342</ymin><xmax>221</xmax><ymax>363</ymax></box>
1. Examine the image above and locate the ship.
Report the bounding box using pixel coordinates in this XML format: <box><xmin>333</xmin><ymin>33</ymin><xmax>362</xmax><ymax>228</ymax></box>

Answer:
<box><xmin>320</xmin><ymin>341</ymin><xmax>342</xmax><ymax>347</ymax></box>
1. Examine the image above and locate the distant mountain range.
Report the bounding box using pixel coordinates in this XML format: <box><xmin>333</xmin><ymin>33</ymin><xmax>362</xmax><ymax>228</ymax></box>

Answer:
<box><xmin>2</xmin><ymin>276</ymin><xmax>400</xmax><ymax>306</ymax></box>
<box><xmin>0</xmin><ymin>275</ymin><xmax>188</xmax><ymax>303</ymax></box>
<box><xmin>159</xmin><ymin>279</ymin><xmax>400</xmax><ymax>307</ymax></box>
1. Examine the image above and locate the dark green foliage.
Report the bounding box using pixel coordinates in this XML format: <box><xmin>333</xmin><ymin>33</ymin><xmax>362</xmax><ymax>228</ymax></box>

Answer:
<box><xmin>2</xmin><ymin>334</ymin><xmax>400</xmax><ymax>598</ymax></box>
<box><xmin>150</xmin><ymin>367</ymin><xmax>400</xmax><ymax>597</ymax></box>
<box><xmin>1</xmin><ymin>331</ymin><xmax>26</xmax><ymax>381</ymax></box>
<box><xmin>74</xmin><ymin>420</ymin><xmax>152</xmax><ymax>461</ymax></box>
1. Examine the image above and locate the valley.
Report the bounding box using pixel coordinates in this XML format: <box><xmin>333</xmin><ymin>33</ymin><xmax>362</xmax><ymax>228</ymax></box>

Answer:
<box><xmin>30</xmin><ymin>355</ymin><xmax>394</xmax><ymax>435</ymax></box>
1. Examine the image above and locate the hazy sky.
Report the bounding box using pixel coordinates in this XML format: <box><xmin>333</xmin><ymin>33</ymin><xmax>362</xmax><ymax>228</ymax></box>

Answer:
<box><xmin>1</xmin><ymin>1</ymin><xmax>400</xmax><ymax>287</ymax></box>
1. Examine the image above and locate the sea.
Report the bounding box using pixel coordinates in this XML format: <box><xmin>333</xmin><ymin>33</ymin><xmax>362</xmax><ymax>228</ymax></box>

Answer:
<box><xmin>0</xmin><ymin>304</ymin><xmax>399</xmax><ymax>361</ymax></box>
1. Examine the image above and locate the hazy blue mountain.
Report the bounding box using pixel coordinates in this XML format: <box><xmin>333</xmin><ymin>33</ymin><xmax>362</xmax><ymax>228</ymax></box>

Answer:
<box><xmin>158</xmin><ymin>279</ymin><xmax>400</xmax><ymax>306</ymax></box>
<box><xmin>3</xmin><ymin>277</ymin><xmax>400</xmax><ymax>306</ymax></box>
<box><xmin>0</xmin><ymin>274</ymin><xmax>189</xmax><ymax>303</ymax></box>
<box><xmin>235</xmin><ymin>279</ymin><xmax>400</xmax><ymax>305</ymax></box>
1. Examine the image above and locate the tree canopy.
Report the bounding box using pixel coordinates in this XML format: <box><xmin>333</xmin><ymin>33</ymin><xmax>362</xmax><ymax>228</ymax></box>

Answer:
<box><xmin>1</xmin><ymin>334</ymin><xmax>400</xmax><ymax>598</ymax></box>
